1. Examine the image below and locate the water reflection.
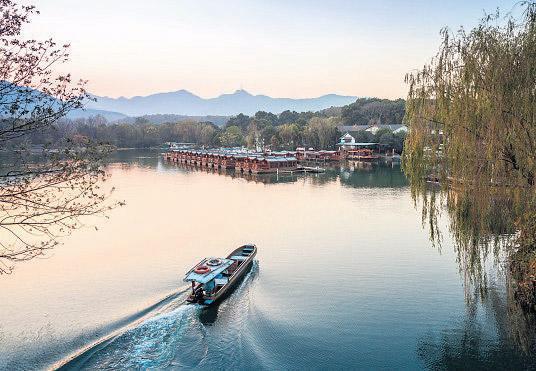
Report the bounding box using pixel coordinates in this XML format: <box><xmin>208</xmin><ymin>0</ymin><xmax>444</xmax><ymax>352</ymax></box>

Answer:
<box><xmin>108</xmin><ymin>149</ymin><xmax>164</xmax><ymax>169</ymax></box>
<box><xmin>339</xmin><ymin>162</ymin><xmax>408</xmax><ymax>188</ymax></box>
<box><xmin>418</xmin><ymin>278</ymin><xmax>536</xmax><ymax>369</ymax></box>
<box><xmin>4</xmin><ymin>149</ymin><xmax>535</xmax><ymax>369</ymax></box>
<box><xmin>404</xmin><ymin>166</ymin><xmax>536</xmax><ymax>358</ymax></box>
<box><xmin>109</xmin><ymin>152</ymin><xmax>536</xmax><ymax>365</ymax></box>
<box><xmin>158</xmin><ymin>151</ymin><xmax>407</xmax><ymax>189</ymax></box>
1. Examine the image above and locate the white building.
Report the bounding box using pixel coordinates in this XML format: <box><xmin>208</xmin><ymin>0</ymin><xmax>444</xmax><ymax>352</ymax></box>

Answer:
<box><xmin>336</xmin><ymin>124</ymin><xmax>408</xmax><ymax>151</ymax></box>
<box><xmin>365</xmin><ymin>124</ymin><xmax>408</xmax><ymax>135</ymax></box>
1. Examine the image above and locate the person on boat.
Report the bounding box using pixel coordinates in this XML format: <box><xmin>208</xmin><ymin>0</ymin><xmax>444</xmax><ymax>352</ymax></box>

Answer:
<box><xmin>191</xmin><ymin>281</ymin><xmax>204</xmax><ymax>301</ymax></box>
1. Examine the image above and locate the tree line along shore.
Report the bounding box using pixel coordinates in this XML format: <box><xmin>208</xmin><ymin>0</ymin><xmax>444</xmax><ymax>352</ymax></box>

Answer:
<box><xmin>3</xmin><ymin>98</ymin><xmax>406</xmax><ymax>153</ymax></box>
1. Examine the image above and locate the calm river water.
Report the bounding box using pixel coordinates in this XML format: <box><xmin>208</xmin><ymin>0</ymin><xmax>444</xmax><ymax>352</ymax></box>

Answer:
<box><xmin>1</xmin><ymin>149</ymin><xmax>535</xmax><ymax>370</ymax></box>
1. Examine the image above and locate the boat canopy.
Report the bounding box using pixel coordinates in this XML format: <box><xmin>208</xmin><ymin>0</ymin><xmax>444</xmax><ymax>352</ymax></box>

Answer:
<box><xmin>184</xmin><ymin>258</ymin><xmax>234</xmax><ymax>284</ymax></box>
<box><xmin>266</xmin><ymin>157</ymin><xmax>297</xmax><ymax>162</ymax></box>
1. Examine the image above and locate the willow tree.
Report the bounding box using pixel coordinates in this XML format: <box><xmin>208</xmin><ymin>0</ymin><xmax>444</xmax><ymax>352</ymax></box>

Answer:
<box><xmin>0</xmin><ymin>1</ymin><xmax>118</xmax><ymax>274</ymax></box>
<box><xmin>304</xmin><ymin>117</ymin><xmax>340</xmax><ymax>150</ymax></box>
<box><xmin>403</xmin><ymin>2</ymin><xmax>536</xmax><ymax>311</ymax></box>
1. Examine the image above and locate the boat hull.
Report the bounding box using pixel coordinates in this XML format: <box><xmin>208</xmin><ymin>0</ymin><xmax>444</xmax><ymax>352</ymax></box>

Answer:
<box><xmin>187</xmin><ymin>244</ymin><xmax>257</xmax><ymax>306</ymax></box>
<box><xmin>202</xmin><ymin>258</ymin><xmax>254</xmax><ymax>305</ymax></box>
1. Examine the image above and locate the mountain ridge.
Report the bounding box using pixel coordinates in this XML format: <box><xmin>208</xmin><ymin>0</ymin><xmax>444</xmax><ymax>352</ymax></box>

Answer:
<box><xmin>87</xmin><ymin>89</ymin><xmax>358</xmax><ymax>117</ymax></box>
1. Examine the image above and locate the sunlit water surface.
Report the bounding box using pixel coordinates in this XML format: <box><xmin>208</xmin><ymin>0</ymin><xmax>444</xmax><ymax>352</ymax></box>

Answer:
<box><xmin>1</xmin><ymin>150</ymin><xmax>534</xmax><ymax>370</ymax></box>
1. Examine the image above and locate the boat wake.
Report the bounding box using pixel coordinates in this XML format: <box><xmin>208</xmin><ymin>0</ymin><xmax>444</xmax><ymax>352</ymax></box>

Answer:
<box><xmin>57</xmin><ymin>262</ymin><xmax>260</xmax><ymax>370</ymax></box>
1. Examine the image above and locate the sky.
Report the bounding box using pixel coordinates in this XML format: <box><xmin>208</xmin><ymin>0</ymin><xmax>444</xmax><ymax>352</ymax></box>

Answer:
<box><xmin>24</xmin><ymin>0</ymin><xmax>520</xmax><ymax>99</ymax></box>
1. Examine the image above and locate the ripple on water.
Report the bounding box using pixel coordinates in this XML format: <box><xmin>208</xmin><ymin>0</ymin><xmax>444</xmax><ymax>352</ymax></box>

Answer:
<box><xmin>60</xmin><ymin>262</ymin><xmax>267</xmax><ymax>371</ymax></box>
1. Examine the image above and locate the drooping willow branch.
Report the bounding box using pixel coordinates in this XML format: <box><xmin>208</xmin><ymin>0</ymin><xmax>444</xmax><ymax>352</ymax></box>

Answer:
<box><xmin>402</xmin><ymin>2</ymin><xmax>536</xmax><ymax>300</ymax></box>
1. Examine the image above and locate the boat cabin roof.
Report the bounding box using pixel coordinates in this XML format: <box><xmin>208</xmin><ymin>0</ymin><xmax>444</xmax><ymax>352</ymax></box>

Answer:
<box><xmin>266</xmin><ymin>156</ymin><xmax>297</xmax><ymax>162</ymax></box>
<box><xmin>184</xmin><ymin>258</ymin><xmax>234</xmax><ymax>283</ymax></box>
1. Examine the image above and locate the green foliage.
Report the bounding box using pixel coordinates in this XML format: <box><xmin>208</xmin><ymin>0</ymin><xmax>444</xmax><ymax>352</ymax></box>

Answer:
<box><xmin>373</xmin><ymin>128</ymin><xmax>393</xmax><ymax>141</ymax></box>
<box><xmin>220</xmin><ymin>109</ymin><xmax>343</xmax><ymax>150</ymax></box>
<box><xmin>277</xmin><ymin>123</ymin><xmax>301</xmax><ymax>149</ymax></box>
<box><xmin>304</xmin><ymin>117</ymin><xmax>340</xmax><ymax>150</ymax></box>
<box><xmin>393</xmin><ymin>132</ymin><xmax>406</xmax><ymax>154</ymax></box>
<box><xmin>278</xmin><ymin>110</ymin><xmax>300</xmax><ymax>125</ymax></box>
<box><xmin>21</xmin><ymin>101</ymin><xmax>411</xmax><ymax>152</ymax></box>
<box><xmin>254</xmin><ymin>111</ymin><xmax>278</xmax><ymax>125</ymax></box>
<box><xmin>404</xmin><ymin>4</ymin><xmax>536</xmax><ymax>189</ymax></box>
<box><xmin>11</xmin><ymin>118</ymin><xmax>222</xmax><ymax>149</ymax></box>
<box><xmin>225</xmin><ymin>113</ymin><xmax>250</xmax><ymax>131</ymax></box>
<box><xmin>342</xmin><ymin>98</ymin><xmax>405</xmax><ymax>125</ymax></box>
<box><xmin>219</xmin><ymin>125</ymin><xmax>243</xmax><ymax>147</ymax></box>
<box><xmin>351</xmin><ymin>130</ymin><xmax>375</xmax><ymax>143</ymax></box>
<box><xmin>378</xmin><ymin>131</ymin><xmax>395</xmax><ymax>148</ymax></box>
<box><xmin>17</xmin><ymin>95</ymin><xmax>411</xmax><ymax>152</ymax></box>
<box><xmin>402</xmin><ymin>2</ymin><xmax>536</xmax><ymax>302</ymax></box>
<box><xmin>261</xmin><ymin>125</ymin><xmax>277</xmax><ymax>144</ymax></box>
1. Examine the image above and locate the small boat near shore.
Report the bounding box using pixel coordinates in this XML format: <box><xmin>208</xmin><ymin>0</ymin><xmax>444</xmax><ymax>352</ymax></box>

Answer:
<box><xmin>184</xmin><ymin>244</ymin><xmax>257</xmax><ymax>305</ymax></box>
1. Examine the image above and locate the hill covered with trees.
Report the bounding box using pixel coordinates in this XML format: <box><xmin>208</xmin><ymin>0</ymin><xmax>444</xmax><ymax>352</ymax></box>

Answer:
<box><xmin>7</xmin><ymin>98</ymin><xmax>407</xmax><ymax>151</ymax></box>
<box><xmin>341</xmin><ymin>98</ymin><xmax>405</xmax><ymax>125</ymax></box>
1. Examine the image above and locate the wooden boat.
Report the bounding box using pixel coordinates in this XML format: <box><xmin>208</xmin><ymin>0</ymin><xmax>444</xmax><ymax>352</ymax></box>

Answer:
<box><xmin>184</xmin><ymin>244</ymin><xmax>257</xmax><ymax>305</ymax></box>
<box><xmin>346</xmin><ymin>149</ymin><xmax>381</xmax><ymax>161</ymax></box>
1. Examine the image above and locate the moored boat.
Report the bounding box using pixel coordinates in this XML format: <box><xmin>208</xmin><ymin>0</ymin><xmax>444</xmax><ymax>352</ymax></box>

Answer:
<box><xmin>184</xmin><ymin>244</ymin><xmax>257</xmax><ymax>305</ymax></box>
<box><xmin>346</xmin><ymin>148</ymin><xmax>381</xmax><ymax>161</ymax></box>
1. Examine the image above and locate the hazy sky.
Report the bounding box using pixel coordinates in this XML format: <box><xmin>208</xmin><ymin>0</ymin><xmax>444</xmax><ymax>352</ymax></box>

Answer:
<box><xmin>25</xmin><ymin>0</ymin><xmax>518</xmax><ymax>99</ymax></box>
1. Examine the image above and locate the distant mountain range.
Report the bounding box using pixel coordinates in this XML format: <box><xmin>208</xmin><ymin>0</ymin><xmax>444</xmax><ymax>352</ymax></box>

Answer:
<box><xmin>119</xmin><ymin>114</ymin><xmax>230</xmax><ymax>126</ymax></box>
<box><xmin>0</xmin><ymin>80</ymin><xmax>129</xmax><ymax>122</ymax></box>
<box><xmin>0</xmin><ymin>81</ymin><xmax>358</xmax><ymax>123</ymax></box>
<box><xmin>66</xmin><ymin>108</ymin><xmax>128</xmax><ymax>121</ymax></box>
<box><xmin>86</xmin><ymin>89</ymin><xmax>358</xmax><ymax>117</ymax></box>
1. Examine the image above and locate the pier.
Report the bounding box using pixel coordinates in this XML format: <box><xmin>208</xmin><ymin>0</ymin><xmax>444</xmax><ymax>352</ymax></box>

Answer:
<box><xmin>164</xmin><ymin>149</ymin><xmax>299</xmax><ymax>174</ymax></box>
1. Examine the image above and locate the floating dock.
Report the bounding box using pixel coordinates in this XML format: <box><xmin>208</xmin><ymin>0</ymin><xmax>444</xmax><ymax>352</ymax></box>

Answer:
<box><xmin>164</xmin><ymin>149</ymin><xmax>299</xmax><ymax>174</ymax></box>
